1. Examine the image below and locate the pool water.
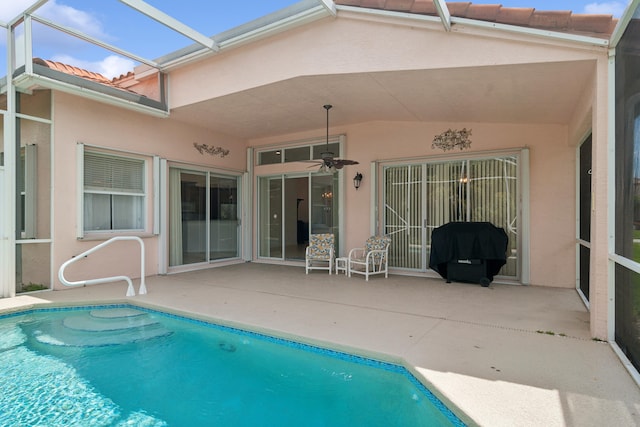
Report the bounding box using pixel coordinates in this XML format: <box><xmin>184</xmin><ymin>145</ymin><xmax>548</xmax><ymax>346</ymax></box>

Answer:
<box><xmin>0</xmin><ymin>305</ymin><xmax>465</xmax><ymax>426</ymax></box>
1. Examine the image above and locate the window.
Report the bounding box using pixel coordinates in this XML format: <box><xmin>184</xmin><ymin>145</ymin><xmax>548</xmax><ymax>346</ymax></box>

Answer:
<box><xmin>83</xmin><ymin>151</ymin><xmax>145</xmax><ymax>232</ymax></box>
<box><xmin>256</xmin><ymin>139</ymin><xmax>341</xmax><ymax>165</ymax></box>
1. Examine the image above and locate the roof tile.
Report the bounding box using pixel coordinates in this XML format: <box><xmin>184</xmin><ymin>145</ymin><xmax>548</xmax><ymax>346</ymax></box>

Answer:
<box><xmin>529</xmin><ymin>11</ymin><xmax>572</xmax><ymax>30</ymax></box>
<box><xmin>384</xmin><ymin>0</ymin><xmax>416</xmax><ymax>12</ymax></box>
<box><xmin>360</xmin><ymin>0</ymin><xmax>387</xmax><ymax>8</ymax></box>
<box><xmin>334</xmin><ymin>0</ymin><xmax>616</xmax><ymax>37</ymax></box>
<box><xmin>33</xmin><ymin>58</ymin><xmax>111</xmax><ymax>84</ymax></box>
<box><xmin>465</xmin><ymin>4</ymin><xmax>501</xmax><ymax>21</ymax></box>
<box><xmin>33</xmin><ymin>58</ymin><xmax>141</xmax><ymax>95</ymax></box>
<box><xmin>495</xmin><ymin>7</ymin><xmax>535</xmax><ymax>26</ymax></box>
<box><xmin>336</xmin><ymin>0</ymin><xmax>362</xmax><ymax>5</ymax></box>
<box><xmin>447</xmin><ymin>2</ymin><xmax>472</xmax><ymax>16</ymax></box>
<box><xmin>409</xmin><ymin>0</ymin><xmax>437</xmax><ymax>14</ymax></box>
<box><xmin>570</xmin><ymin>14</ymin><xmax>617</xmax><ymax>34</ymax></box>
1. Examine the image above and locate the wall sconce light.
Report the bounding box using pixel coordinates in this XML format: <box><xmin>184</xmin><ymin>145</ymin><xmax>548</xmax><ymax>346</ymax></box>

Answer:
<box><xmin>353</xmin><ymin>172</ymin><xmax>363</xmax><ymax>190</ymax></box>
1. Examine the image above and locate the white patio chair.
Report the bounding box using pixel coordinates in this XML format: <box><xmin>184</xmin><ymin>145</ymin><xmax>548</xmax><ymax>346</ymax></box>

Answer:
<box><xmin>305</xmin><ymin>233</ymin><xmax>334</xmax><ymax>274</ymax></box>
<box><xmin>348</xmin><ymin>235</ymin><xmax>391</xmax><ymax>281</ymax></box>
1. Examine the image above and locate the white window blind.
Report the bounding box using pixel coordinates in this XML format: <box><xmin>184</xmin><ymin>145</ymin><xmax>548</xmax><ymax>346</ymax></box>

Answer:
<box><xmin>83</xmin><ymin>151</ymin><xmax>145</xmax><ymax>232</ymax></box>
<box><xmin>84</xmin><ymin>152</ymin><xmax>144</xmax><ymax>194</ymax></box>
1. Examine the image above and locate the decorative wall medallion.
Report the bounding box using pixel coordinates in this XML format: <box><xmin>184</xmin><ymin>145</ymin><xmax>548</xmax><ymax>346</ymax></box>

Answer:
<box><xmin>432</xmin><ymin>128</ymin><xmax>472</xmax><ymax>151</ymax></box>
<box><xmin>193</xmin><ymin>143</ymin><xmax>230</xmax><ymax>157</ymax></box>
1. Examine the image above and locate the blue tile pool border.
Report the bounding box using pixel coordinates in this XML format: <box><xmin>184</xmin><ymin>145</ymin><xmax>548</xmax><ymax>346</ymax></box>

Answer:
<box><xmin>2</xmin><ymin>303</ymin><xmax>467</xmax><ymax>427</ymax></box>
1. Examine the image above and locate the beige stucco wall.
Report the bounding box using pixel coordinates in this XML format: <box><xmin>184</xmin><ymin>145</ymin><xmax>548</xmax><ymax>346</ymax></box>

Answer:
<box><xmin>251</xmin><ymin>119</ymin><xmax>577</xmax><ymax>288</ymax></box>
<box><xmin>170</xmin><ymin>15</ymin><xmax>606</xmax><ymax>110</ymax></box>
<box><xmin>51</xmin><ymin>91</ymin><xmax>246</xmax><ymax>289</ymax></box>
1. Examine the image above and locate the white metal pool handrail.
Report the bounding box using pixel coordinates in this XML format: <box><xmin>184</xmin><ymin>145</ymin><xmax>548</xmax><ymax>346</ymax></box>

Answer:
<box><xmin>58</xmin><ymin>236</ymin><xmax>147</xmax><ymax>297</ymax></box>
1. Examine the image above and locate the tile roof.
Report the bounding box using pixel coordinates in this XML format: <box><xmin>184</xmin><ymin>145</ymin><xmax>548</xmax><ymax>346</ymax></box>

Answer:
<box><xmin>335</xmin><ymin>1</ymin><xmax>617</xmax><ymax>38</ymax></box>
<box><xmin>33</xmin><ymin>58</ymin><xmax>140</xmax><ymax>94</ymax></box>
<box><xmin>33</xmin><ymin>58</ymin><xmax>112</xmax><ymax>85</ymax></box>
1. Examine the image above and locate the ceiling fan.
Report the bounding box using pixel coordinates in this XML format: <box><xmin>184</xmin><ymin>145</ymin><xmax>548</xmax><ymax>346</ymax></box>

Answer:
<box><xmin>308</xmin><ymin>104</ymin><xmax>359</xmax><ymax>173</ymax></box>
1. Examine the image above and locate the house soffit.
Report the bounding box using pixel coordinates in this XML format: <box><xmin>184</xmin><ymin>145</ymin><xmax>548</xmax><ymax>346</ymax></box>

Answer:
<box><xmin>170</xmin><ymin>59</ymin><xmax>597</xmax><ymax>140</ymax></box>
<box><xmin>167</xmin><ymin>2</ymin><xmax>612</xmax><ymax>140</ymax></box>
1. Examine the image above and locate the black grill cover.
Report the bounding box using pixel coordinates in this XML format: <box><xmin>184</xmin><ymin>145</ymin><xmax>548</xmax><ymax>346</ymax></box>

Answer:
<box><xmin>429</xmin><ymin>222</ymin><xmax>509</xmax><ymax>282</ymax></box>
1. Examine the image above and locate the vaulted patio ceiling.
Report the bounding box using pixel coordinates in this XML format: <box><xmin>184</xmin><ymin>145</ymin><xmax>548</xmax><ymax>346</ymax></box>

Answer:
<box><xmin>169</xmin><ymin>59</ymin><xmax>595</xmax><ymax>140</ymax></box>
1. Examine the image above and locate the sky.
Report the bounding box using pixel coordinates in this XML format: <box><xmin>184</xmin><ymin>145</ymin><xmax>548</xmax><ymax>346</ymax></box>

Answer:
<box><xmin>0</xmin><ymin>0</ymin><xmax>633</xmax><ymax>79</ymax></box>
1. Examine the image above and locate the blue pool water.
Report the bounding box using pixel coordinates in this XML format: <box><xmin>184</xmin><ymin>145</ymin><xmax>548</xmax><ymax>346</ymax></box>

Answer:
<box><xmin>0</xmin><ymin>305</ymin><xmax>465</xmax><ymax>426</ymax></box>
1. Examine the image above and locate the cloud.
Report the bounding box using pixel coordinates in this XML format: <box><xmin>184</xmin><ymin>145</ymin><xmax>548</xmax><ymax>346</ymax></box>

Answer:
<box><xmin>0</xmin><ymin>1</ymin><xmax>108</xmax><ymax>39</ymax></box>
<box><xmin>0</xmin><ymin>0</ymin><xmax>36</xmax><ymax>22</ymax></box>
<box><xmin>38</xmin><ymin>0</ymin><xmax>109</xmax><ymax>40</ymax></box>
<box><xmin>583</xmin><ymin>1</ymin><xmax>629</xmax><ymax>17</ymax></box>
<box><xmin>51</xmin><ymin>54</ymin><xmax>136</xmax><ymax>79</ymax></box>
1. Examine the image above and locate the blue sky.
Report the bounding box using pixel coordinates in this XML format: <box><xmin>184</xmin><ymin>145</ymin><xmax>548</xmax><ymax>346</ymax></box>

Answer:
<box><xmin>0</xmin><ymin>0</ymin><xmax>632</xmax><ymax>79</ymax></box>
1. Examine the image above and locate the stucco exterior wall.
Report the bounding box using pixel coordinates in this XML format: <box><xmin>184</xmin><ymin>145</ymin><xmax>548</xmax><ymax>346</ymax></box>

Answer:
<box><xmin>251</xmin><ymin>120</ymin><xmax>576</xmax><ymax>288</ymax></box>
<box><xmin>170</xmin><ymin>15</ymin><xmax>606</xmax><ymax>110</ymax></box>
<box><xmin>43</xmin><ymin>7</ymin><xmax>606</xmax><ymax>309</ymax></box>
<box><xmin>51</xmin><ymin>91</ymin><xmax>246</xmax><ymax>289</ymax></box>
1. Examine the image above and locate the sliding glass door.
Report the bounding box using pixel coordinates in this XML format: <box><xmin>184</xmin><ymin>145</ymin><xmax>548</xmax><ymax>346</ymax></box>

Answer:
<box><xmin>169</xmin><ymin>168</ymin><xmax>240</xmax><ymax>267</ymax></box>
<box><xmin>383</xmin><ymin>155</ymin><xmax>520</xmax><ymax>279</ymax></box>
<box><xmin>258</xmin><ymin>173</ymin><xmax>338</xmax><ymax>261</ymax></box>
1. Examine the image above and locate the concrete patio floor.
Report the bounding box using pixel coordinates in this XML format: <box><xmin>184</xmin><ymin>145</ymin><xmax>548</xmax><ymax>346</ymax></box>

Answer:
<box><xmin>2</xmin><ymin>263</ymin><xmax>639</xmax><ymax>426</ymax></box>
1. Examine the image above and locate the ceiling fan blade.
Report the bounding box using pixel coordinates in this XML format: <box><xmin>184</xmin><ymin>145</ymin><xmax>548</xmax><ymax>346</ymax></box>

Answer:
<box><xmin>335</xmin><ymin>159</ymin><xmax>359</xmax><ymax>166</ymax></box>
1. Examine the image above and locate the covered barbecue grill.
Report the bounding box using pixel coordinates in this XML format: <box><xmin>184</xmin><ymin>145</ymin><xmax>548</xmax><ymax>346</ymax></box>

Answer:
<box><xmin>429</xmin><ymin>222</ymin><xmax>508</xmax><ymax>286</ymax></box>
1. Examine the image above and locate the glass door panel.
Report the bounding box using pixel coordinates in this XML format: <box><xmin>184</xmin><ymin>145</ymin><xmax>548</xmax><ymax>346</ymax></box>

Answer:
<box><xmin>579</xmin><ymin>136</ymin><xmax>592</xmax><ymax>300</ymax></box>
<box><xmin>173</xmin><ymin>171</ymin><xmax>207</xmax><ymax>265</ymax></box>
<box><xmin>258</xmin><ymin>177</ymin><xmax>283</xmax><ymax>258</ymax></box>
<box><xmin>284</xmin><ymin>176</ymin><xmax>308</xmax><ymax>260</ymax></box>
<box><xmin>209</xmin><ymin>175</ymin><xmax>239</xmax><ymax>260</ymax></box>
<box><xmin>258</xmin><ymin>173</ymin><xmax>339</xmax><ymax>260</ymax></box>
<box><xmin>423</xmin><ymin>161</ymin><xmax>467</xmax><ymax>268</ymax></box>
<box><xmin>384</xmin><ymin>165</ymin><xmax>423</xmax><ymax>269</ymax></box>
<box><xmin>310</xmin><ymin>174</ymin><xmax>339</xmax><ymax>255</ymax></box>
<box><xmin>468</xmin><ymin>157</ymin><xmax>518</xmax><ymax>276</ymax></box>
<box><xmin>310</xmin><ymin>174</ymin><xmax>333</xmax><ymax>234</ymax></box>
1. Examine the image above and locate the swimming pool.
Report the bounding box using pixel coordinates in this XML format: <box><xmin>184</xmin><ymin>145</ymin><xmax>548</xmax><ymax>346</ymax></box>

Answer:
<box><xmin>0</xmin><ymin>304</ymin><xmax>466</xmax><ymax>426</ymax></box>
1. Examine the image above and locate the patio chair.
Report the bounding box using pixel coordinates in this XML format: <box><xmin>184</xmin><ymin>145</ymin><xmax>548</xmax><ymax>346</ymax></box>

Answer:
<box><xmin>305</xmin><ymin>233</ymin><xmax>335</xmax><ymax>274</ymax></box>
<box><xmin>348</xmin><ymin>235</ymin><xmax>391</xmax><ymax>281</ymax></box>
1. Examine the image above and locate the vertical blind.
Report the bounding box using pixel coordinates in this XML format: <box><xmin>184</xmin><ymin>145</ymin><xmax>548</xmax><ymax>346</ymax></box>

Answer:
<box><xmin>384</xmin><ymin>156</ymin><xmax>518</xmax><ymax>277</ymax></box>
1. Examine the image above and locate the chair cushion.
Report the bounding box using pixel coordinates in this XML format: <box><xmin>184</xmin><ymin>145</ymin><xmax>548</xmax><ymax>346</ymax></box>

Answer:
<box><xmin>307</xmin><ymin>233</ymin><xmax>334</xmax><ymax>259</ymax></box>
<box><xmin>365</xmin><ymin>236</ymin><xmax>391</xmax><ymax>263</ymax></box>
